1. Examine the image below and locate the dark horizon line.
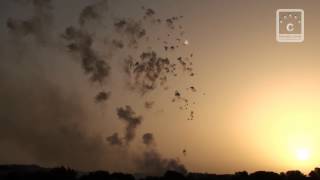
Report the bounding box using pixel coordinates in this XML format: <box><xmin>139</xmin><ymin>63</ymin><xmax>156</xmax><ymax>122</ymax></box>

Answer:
<box><xmin>0</xmin><ymin>163</ymin><xmax>319</xmax><ymax>175</ymax></box>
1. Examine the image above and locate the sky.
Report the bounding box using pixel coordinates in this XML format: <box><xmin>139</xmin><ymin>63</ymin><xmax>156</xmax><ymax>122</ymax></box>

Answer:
<box><xmin>1</xmin><ymin>0</ymin><xmax>320</xmax><ymax>175</ymax></box>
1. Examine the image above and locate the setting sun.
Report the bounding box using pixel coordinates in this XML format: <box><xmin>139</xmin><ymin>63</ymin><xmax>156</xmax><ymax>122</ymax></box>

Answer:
<box><xmin>296</xmin><ymin>148</ymin><xmax>311</xmax><ymax>161</ymax></box>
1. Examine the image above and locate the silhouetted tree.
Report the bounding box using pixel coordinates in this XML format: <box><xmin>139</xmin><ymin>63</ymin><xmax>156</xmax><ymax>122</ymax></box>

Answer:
<box><xmin>79</xmin><ymin>170</ymin><xmax>110</xmax><ymax>180</ymax></box>
<box><xmin>250</xmin><ymin>171</ymin><xmax>282</xmax><ymax>180</ymax></box>
<box><xmin>309</xmin><ymin>168</ymin><xmax>320</xmax><ymax>180</ymax></box>
<box><xmin>163</xmin><ymin>170</ymin><xmax>185</xmax><ymax>180</ymax></box>
<box><xmin>110</xmin><ymin>172</ymin><xmax>135</xmax><ymax>180</ymax></box>
<box><xmin>1</xmin><ymin>164</ymin><xmax>320</xmax><ymax>180</ymax></box>
<box><xmin>233</xmin><ymin>171</ymin><xmax>249</xmax><ymax>180</ymax></box>
<box><xmin>49</xmin><ymin>167</ymin><xmax>77</xmax><ymax>180</ymax></box>
<box><xmin>285</xmin><ymin>171</ymin><xmax>306</xmax><ymax>180</ymax></box>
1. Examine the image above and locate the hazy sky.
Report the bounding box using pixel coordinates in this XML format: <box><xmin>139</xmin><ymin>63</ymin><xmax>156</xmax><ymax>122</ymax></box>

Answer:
<box><xmin>1</xmin><ymin>0</ymin><xmax>320</xmax><ymax>175</ymax></box>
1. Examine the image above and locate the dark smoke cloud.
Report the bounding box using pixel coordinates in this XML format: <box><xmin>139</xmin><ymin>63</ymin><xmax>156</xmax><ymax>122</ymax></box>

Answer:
<box><xmin>95</xmin><ymin>91</ymin><xmax>111</xmax><ymax>103</ymax></box>
<box><xmin>116</xmin><ymin>106</ymin><xmax>142</xmax><ymax>144</ymax></box>
<box><xmin>3</xmin><ymin>0</ymin><xmax>192</xmax><ymax>174</ymax></box>
<box><xmin>142</xmin><ymin>7</ymin><xmax>156</xmax><ymax>18</ymax></box>
<box><xmin>79</xmin><ymin>0</ymin><xmax>109</xmax><ymax>26</ymax></box>
<box><xmin>137</xmin><ymin>134</ymin><xmax>187</xmax><ymax>175</ymax></box>
<box><xmin>124</xmin><ymin>51</ymin><xmax>176</xmax><ymax>94</ymax></box>
<box><xmin>106</xmin><ymin>107</ymin><xmax>142</xmax><ymax>147</ymax></box>
<box><xmin>142</xmin><ymin>6</ymin><xmax>161</xmax><ymax>24</ymax></box>
<box><xmin>142</xmin><ymin>133</ymin><xmax>154</xmax><ymax>146</ymax></box>
<box><xmin>62</xmin><ymin>26</ymin><xmax>110</xmax><ymax>84</ymax></box>
<box><xmin>145</xmin><ymin>8</ymin><xmax>155</xmax><ymax>17</ymax></box>
<box><xmin>112</xmin><ymin>39</ymin><xmax>124</xmax><ymax>49</ymax></box>
<box><xmin>0</xmin><ymin>64</ymin><xmax>109</xmax><ymax>170</ymax></box>
<box><xmin>116</xmin><ymin>8</ymin><xmax>197</xmax><ymax>121</ymax></box>
<box><xmin>1</xmin><ymin>0</ymin><xmax>115</xmax><ymax>171</ymax></box>
<box><xmin>114</xmin><ymin>18</ymin><xmax>146</xmax><ymax>48</ymax></box>
<box><xmin>62</xmin><ymin>0</ymin><xmax>111</xmax><ymax>96</ymax></box>
<box><xmin>165</xmin><ymin>16</ymin><xmax>183</xmax><ymax>30</ymax></box>
<box><xmin>106</xmin><ymin>133</ymin><xmax>123</xmax><ymax>146</ymax></box>
<box><xmin>59</xmin><ymin>0</ymin><xmax>114</xmax><ymax>103</ymax></box>
<box><xmin>6</xmin><ymin>0</ymin><xmax>53</xmax><ymax>43</ymax></box>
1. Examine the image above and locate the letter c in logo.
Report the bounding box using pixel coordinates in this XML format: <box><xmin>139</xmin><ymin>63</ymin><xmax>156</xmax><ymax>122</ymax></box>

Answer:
<box><xmin>286</xmin><ymin>23</ymin><xmax>294</xmax><ymax>32</ymax></box>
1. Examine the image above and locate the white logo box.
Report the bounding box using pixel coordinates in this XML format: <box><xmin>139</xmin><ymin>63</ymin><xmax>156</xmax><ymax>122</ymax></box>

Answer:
<box><xmin>276</xmin><ymin>9</ymin><xmax>304</xmax><ymax>43</ymax></box>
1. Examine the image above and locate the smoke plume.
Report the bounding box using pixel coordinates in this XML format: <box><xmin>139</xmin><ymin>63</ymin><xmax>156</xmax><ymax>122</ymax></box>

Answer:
<box><xmin>137</xmin><ymin>133</ymin><xmax>187</xmax><ymax>175</ymax></box>
<box><xmin>6</xmin><ymin>0</ymin><xmax>53</xmax><ymax>43</ymax></box>
<box><xmin>142</xmin><ymin>133</ymin><xmax>154</xmax><ymax>146</ymax></box>
<box><xmin>2</xmin><ymin>0</ymin><xmax>193</xmax><ymax>174</ymax></box>
<box><xmin>116</xmin><ymin>106</ymin><xmax>143</xmax><ymax>145</ymax></box>
<box><xmin>106</xmin><ymin>133</ymin><xmax>123</xmax><ymax>146</ymax></box>
<box><xmin>79</xmin><ymin>0</ymin><xmax>109</xmax><ymax>26</ymax></box>
<box><xmin>62</xmin><ymin>26</ymin><xmax>110</xmax><ymax>84</ymax></box>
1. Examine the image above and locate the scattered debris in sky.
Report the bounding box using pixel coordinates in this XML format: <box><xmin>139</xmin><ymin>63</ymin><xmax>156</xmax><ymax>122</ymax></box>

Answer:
<box><xmin>4</xmin><ymin>0</ymin><xmax>203</xmax><ymax>174</ymax></box>
<box><xmin>145</xmin><ymin>101</ymin><xmax>155</xmax><ymax>109</ymax></box>
<box><xmin>116</xmin><ymin>105</ymin><xmax>143</xmax><ymax>144</ymax></box>
<box><xmin>142</xmin><ymin>133</ymin><xmax>154</xmax><ymax>146</ymax></box>
<box><xmin>189</xmin><ymin>86</ymin><xmax>197</xmax><ymax>92</ymax></box>
<box><xmin>182</xmin><ymin>149</ymin><xmax>187</xmax><ymax>156</ymax></box>
<box><xmin>106</xmin><ymin>132</ymin><xmax>123</xmax><ymax>146</ymax></box>
<box><xmin>95</xmin><ymin>91</ymin><xmax>111</xmax><ymax>103</ymax></box>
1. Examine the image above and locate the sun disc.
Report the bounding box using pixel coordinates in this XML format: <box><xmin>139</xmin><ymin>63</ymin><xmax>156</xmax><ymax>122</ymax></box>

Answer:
<box><xmin>296</xmin><ymin>148</ymin><xmax>310</xmax><ymax>161</ymax></box>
